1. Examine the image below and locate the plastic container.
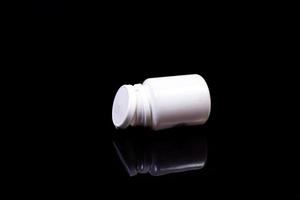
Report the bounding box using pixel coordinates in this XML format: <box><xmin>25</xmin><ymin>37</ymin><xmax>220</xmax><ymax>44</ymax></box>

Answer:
<box><xmin>112</xmin><ymin>74</ymin><xmax>211</xmax><ymax>130</ymax></box>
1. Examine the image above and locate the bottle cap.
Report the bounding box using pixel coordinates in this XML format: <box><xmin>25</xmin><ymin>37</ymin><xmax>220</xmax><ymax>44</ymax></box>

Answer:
<box><xmin>112</xmin><ymin>85</ymin><xmax>136</xmax><ymax>129</ymax></box>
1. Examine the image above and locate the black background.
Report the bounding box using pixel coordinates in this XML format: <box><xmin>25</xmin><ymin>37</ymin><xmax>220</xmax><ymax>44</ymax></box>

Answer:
<box><xmin>32</xmin><ymin>0</ymin><xmax>64</xmax><ymax>16</ymax></box>
<box><xmin>28</xmin><ymin>2</ymin><xmax>299</xmax><ymax>198</ymax></box>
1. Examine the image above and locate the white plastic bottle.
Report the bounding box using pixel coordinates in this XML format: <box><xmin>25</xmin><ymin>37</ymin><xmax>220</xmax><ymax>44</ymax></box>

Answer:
<box><xmin>112</xmin><ymin>74</ymin><xmax>211</xmax><ymax>130</ymax></box>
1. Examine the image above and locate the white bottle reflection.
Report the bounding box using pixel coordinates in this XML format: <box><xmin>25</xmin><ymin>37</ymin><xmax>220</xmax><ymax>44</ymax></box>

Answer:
<box><xmin>113</xmin><ymin>131</ymin><xmax>207</xmax><ymax>176</ymax></box>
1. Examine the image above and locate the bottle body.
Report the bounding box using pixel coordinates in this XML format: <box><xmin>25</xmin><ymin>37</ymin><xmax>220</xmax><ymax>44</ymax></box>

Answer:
<box><xmin>112</xmin><ymin>74</ymin><xmax>211</xmax><ymax>130</ymax></box>
<box><xmin>144</xmin><ymin>74</ymin><xmax>211</xmax><ymax>130</ymax></box>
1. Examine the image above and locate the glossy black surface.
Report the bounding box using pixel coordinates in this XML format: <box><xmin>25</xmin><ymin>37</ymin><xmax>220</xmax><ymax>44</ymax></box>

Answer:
<box><xmin>28</xmin><ymin>6</ymin><xmax>299</xmax><ymax>197</ymax></box>
<box><xmin>113</xmin><ymin>130</ymin><xmax>207</xmax><ymax>176</ymax></box>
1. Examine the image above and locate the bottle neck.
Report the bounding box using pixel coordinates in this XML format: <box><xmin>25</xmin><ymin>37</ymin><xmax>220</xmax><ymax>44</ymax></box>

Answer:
<box><xmin>129</xmin><ymin>84</ymin><xmax>152</xmax><ymax>127</ymax></box>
